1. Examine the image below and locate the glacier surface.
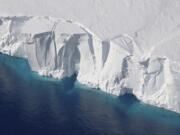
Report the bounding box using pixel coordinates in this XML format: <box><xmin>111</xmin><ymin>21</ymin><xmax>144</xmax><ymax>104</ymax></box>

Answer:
<box><xmin>0</xmin><ymin>0</ymin><xmax>180</xmax><ymax>113</ymax></box>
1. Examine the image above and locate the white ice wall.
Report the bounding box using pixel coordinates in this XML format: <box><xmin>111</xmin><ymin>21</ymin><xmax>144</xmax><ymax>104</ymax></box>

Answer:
<box><xmin>0</xmin><ymin>16</ymin><xmax>180</xmax><ymax>113</ymax></box>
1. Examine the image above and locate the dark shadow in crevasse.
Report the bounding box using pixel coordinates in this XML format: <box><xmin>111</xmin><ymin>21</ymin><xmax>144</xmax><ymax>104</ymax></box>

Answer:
<box><xmin>60</xmin><ymin>73</ymin><xmax>78</xmax><ymax>91</ymax></box>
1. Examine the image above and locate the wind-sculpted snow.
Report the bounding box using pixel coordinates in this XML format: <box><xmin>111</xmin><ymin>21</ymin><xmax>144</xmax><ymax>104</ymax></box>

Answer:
<box><xmin>0</xmin><ymin>16</ymin><xmax>180</xmax><ymax>113</ymax></box>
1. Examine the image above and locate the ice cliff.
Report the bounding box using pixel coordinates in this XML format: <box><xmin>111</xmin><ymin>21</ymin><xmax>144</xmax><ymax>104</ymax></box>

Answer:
<box><xmin>0</xmin><ymin>0</ymin><xmax>180</xmax><ymax>113</ymax></box>
<box><xmin>0</xmin><ymin>16</ymin><xmax>180</xmax><ymax>113</ymax></box>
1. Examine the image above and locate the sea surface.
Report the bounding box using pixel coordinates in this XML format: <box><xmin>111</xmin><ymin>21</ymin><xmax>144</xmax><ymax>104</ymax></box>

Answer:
<box><xmin>0</xmin><ymin>53</ymin><xmax>180</xmax><ymax>135</ymax></box>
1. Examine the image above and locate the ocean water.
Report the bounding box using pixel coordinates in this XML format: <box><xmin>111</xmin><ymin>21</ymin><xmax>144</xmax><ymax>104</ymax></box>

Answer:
<box><xmin>0</xmin><ymin>53</ymin><xmax>180</xmax><ymax>135</ymax></box>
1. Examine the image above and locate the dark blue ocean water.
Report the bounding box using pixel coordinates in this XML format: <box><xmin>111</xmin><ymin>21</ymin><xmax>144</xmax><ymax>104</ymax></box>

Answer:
<box><xmin>0</xmin><ymin>53</ymin><xmax>180</xmax><ymax>135</ymax></box>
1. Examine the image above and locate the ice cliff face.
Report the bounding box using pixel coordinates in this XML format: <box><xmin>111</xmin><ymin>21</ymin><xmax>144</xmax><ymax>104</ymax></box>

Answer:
<box><xmin>0</xmin><ymin>16</ymin><xmax>180</xmax><ymax>113</ymax></box>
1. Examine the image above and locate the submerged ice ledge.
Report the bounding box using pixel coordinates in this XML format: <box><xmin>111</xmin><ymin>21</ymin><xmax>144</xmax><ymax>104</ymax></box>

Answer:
<box><xmin>0</xmin><ymin>16</ymin><xmax>180</xmax><ymax>113</ymax></box>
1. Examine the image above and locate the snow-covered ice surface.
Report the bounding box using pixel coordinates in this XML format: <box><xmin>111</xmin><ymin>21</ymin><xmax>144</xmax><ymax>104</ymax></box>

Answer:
<box><xmin>0</xmin><ymin>0</ymin><xmax>180</xmax><ymax>113</ymax></box>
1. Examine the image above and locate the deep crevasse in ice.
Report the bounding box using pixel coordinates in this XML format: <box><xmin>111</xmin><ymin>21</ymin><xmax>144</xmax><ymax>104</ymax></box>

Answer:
<box><xmin>0</xmin><ymin>16</ymin><xmax>180</xmax><ymax>113</ymax></box>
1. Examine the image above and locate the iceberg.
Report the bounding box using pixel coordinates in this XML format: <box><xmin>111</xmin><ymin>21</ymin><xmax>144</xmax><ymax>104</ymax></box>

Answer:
<box><xmin>0</xmin><ymin>0</ymin><xmax>180</xmax><ymax>113</ymax></box>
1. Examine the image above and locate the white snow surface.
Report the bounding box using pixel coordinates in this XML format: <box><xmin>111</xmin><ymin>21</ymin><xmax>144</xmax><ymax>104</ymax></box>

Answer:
<box><xmin>0</xmin><ymin>0</ymin><xmax>180</xmax><ymax>113</ymax></box>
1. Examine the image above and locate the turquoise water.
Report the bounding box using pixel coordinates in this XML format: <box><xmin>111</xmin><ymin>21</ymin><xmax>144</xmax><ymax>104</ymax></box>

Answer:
<box><xmin>0</xmin><ymin>53</ymin><xmax>180</xmax><ymax>135</ymax></box>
